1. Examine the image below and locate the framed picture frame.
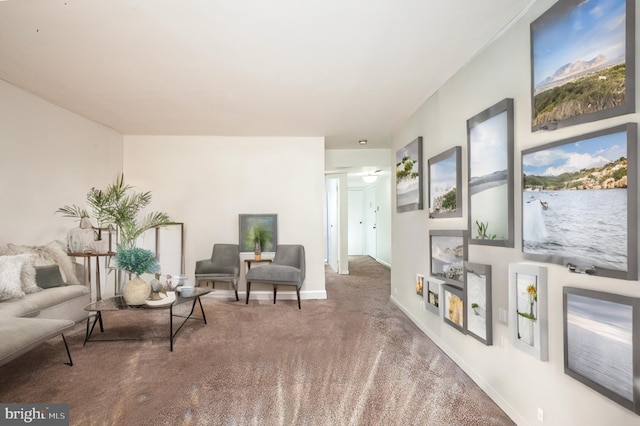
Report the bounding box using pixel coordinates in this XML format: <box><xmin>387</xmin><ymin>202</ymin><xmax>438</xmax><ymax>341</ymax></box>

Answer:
<box><xmin>239</xmin><ymin>214</ymin><xmax>278</xmax><ymax>253</ymax></box>
<box><xmin>508</xmin><ymin>263</ymin><xmax>548</xmax><ymax>361</ymax></box>
<box><xmin>442</xmin><ymin>284</ymin><xmax>465</xmax><ymax>333</ymax></box>
<box><xmin>531</xmin><ymin>0</ymin><xmax>635</xmax><ymax>132</ymax></box>
<box><xmin>467</xmin><ymin>98</ymin><xmax>514</xmax><ymax>247</ymax></box>
<box><xmin>396</xmin><ymin>136</ymin><xmax>423</xmax><ymax>212</ymax></box>
<box><xmin>522</xmin><ymin>123</ymin><xmax>638</xmax><ymax>280</ymax></box>
<box><xmin>416</xmin><ymin>274</ymin><xmax>424</xmax><ymax>297</ymax></box>
<box><xmin>429</xmin><ymin>230</ymin><xmax>467</xmax><ymax>288</ymax></box>
<box><xmin>424</xmin><ymin>279</ymin><xmax>441</xmax><ymax>314</ymax></box>
<box><xmin>465</xmin><ymin>262</ymin><xmax>492</xmax><ymax>346</ymax></box>
<box><xmin>428</xmin><ymin>146</ymin><xmax>462</xmax><ymax>218</ymax></box>
<box><xmin>563</xmin><ymin>287</ymin><xmax>640</xmax><ymax>414</ymax></box>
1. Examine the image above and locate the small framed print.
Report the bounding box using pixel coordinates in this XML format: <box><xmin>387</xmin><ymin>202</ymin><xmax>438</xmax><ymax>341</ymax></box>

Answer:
<box><xmin>425</xmin><ymin>279</ymin><xmax>441</xmax><ymax>314</ymax></box>
<box><xmin>442</xmin><ymin>284</ymin><xmax>465</xmax><ymax>334</ymax></box>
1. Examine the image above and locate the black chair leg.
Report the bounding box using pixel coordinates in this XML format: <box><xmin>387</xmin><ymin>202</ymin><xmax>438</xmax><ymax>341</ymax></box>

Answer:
<box><xmin>296</xmin><ymin>287</ymin><xmax>301</xmax><ymax>310</ymax></box>
<box><xmin>273</xmin><ymin>285</ymin><xmax>277</xmax><ymax>304</ymax></box>
<box><xmin>246</xmin><ymin>282</ymin><xmax>251</xmax><ymax>304</ymax></box>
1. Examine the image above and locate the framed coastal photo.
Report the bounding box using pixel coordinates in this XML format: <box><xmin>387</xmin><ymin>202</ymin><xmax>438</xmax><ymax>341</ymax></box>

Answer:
<box><xmin>508</xmin><ymin>263</ymin><xmax>548</xmax><ymax>361</ymax></box>
<box><xmin>563</xmin><ymin>287</ymin><xmax>640</xmax><ymax>414</ymax></box>
<box><xmin>415</xmin><ymin>274</ymin><xmax>424</xmax><ymax>297</ymax></box>
<box><xmin>238</xmin><ymin>214</ymin><xmax>277</xmax><ymax>253</ymax></box>
<box><xmin>425</xmin><ymin>279</ymin><xmax>441</xmax><ymax>314</ymax></box>
<box><xmin>531</xmin><ymin>0</ymin><xmax>635</xmax><ymax>132</ymax></box>
<box><xmin>467</xmin><ymin>98</ymin><xmax>514</xmax><ymax>247</ymax></box>
<box><xmin>522</xmin><ymin>123</ymin><xmax>638</xmax><ymax>280</ymax></box>
<box><xmin>442</xmin><ymin>284</ymin><xmax>465</xmax><ymax>334</ymax></box>
<box><xmin>429</xmin><ymin>230</ymin><xmax>467</xmax><ymax>288</ymax></box>
<box><xmin>396</xmin><ymin>137</ymin><xmax>423</xmax><ymax>212</ymax></box>
<box><xmin>428</xmin><ymin>146</ymin><xmax>462</xmax><ymax>218</ymax></box>
<box><xmin>465</xmin><ymin>262</ymin><xmax>492</xmax><ymax>346</ymax></box>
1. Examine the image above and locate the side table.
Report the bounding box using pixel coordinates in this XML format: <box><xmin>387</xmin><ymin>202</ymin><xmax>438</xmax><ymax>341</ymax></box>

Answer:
<box><xmin>67</xmin><ymin>252</ymin><xmax>115</xmax><ymax>301</ymax></box>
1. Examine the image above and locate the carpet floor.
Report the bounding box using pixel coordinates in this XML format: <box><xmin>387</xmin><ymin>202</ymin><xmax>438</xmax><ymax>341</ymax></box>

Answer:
<box><xmin>0</xmin><ymin>256</ymin><xmax>514</xmax><ymax>426</ymax></box>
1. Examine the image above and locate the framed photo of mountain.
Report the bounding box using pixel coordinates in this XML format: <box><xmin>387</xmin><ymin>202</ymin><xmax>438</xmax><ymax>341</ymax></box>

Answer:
<box><xmin>530</xmin><ymin>0</ymin><xmax>635</xmax><ymax>132</ymax></box>
<box><xmin>429</xmin><ymin>230</ymin><xmax>467</xmax><ymax>288</ymax></box>
<box><xmin>522</xmin><ymin>123</ymin><xmax>638</xmax><ymax>280</ymax></box>
<box><xmin>396</xmin><ymin>137</ymin><xmax>423</xmax><ymax>212</ymax></box>
<box><xmin>467</xmin><ymin>98</ymin><xmax>514</xmax><ymax>247</ymax></box>
<box><xmin>428</xmin><ymin>146</ymin><xmax>462</xmax><ymax>218</ymax></box>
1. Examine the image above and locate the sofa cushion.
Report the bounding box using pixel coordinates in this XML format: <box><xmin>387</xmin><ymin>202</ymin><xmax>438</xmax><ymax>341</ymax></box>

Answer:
<box><xmin>18</xmin><ymin>253</ymin><xmax>41</xmax><ymax>294</ymax></box>
<box><xmin>36</xmin><ymin>264</ymin><xmax>67</xmax><ymax>289</ymax></box>
<box><xmin>0</xmin><ymin>240</ymin><xmax>80</xmax><ymax>285</ymax></box>
<box><xmin>0</xmin><ymin>255</ymin><xmax>26</xmax><ymax>301</ymax></box>
<box><xmin>0</xmin><ymin>285</ymin><xmax>89</xmax><ymax>318</ymax></box>
<box><xmin>0</xmin><ymin>316</ymin><xmax>75</xmax><ymax>367</ymax></box>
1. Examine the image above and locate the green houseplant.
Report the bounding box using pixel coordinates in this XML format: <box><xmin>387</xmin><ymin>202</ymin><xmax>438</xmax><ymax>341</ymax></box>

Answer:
<box><xmin>247</xmin><ymin>222</ymin><xmax>272</xmax><ymax>260</ymax></box>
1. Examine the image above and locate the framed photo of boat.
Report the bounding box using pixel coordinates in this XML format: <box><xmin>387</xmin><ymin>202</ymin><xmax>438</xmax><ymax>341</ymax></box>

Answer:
<box><xmin>530</xmin><ymin>0</ymin><xmax>635</xmax><ymax>132</ymax></box>
<box><xmin>467</xmin><ymin>98</ymin><xmax>514</xmax><ymax>247</ymax></box>
<box><xmin>521</xmin><ymin>123</ymin><xmax>638</xmax><ymax>280</ymax></box>
<box><xmin>396</xmin><ymin>137</ymin><xmax>423</xmax><ymax>212</ymax></box>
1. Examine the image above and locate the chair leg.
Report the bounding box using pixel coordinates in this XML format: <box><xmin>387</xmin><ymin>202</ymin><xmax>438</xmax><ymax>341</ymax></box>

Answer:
<box><xmin>296</xmin><ymin>286</ymin><xmax>301</xmax><ymax>310</ymax></box>
<box><xmin>246</xmin><ymin>282</ymin><xmax>251</xmax><ymax>304</ymax></box>
<box><xmin>233</xmin><ymin>279</ymin><xmax>239</xmax><ymax>301</ymax></box>
<box><xmin>273</xmin><ymin>285</ymin><xmax>277</xmax><ymax>304</ymax></box>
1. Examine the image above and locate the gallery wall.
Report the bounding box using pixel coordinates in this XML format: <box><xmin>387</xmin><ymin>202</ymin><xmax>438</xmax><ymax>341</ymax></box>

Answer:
<box><xmin>123</xmin><ymin>135</ymin><xmax>327</xmax><ymax>300</ymax></box>
<box><xmin>0</xmin><ymin>79</ymin><xmax>123</xmax><ymax>245</ymax></box>
<box><xmin>390</xmin><ymin>0</ymin><xmax>640</xmax><ymax>425</ymax></box>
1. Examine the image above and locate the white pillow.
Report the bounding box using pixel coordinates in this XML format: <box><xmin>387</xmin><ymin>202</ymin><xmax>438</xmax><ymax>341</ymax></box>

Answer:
<box><xmin>17</xmin><ymin>253</ymin><xmax>40</xmax><ymax>294</ymax></box>
<box><xmin>0</xmin><ymin>255</ymin><xmax>27</xmax><ymax>301</ymax></box>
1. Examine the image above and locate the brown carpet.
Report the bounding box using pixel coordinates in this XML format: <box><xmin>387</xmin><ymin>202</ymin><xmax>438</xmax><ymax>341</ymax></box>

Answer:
<box><xmin>0</xmin><ymin>256</ymin><xmax>514</xmax><ymax>426</ymax></box>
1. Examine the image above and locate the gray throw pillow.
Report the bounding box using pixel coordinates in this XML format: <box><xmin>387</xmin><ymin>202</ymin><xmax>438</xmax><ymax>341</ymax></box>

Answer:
<box><xmin>35</xmin><ymin>265</ymin><xmax>67</xmax><ymax>289</ymax></box>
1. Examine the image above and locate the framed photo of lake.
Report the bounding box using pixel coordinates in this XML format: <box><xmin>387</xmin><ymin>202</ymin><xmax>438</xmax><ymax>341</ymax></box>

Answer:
<box><xmin>467</xmin><ymin>98</ymin><xmax>514</xmax><ymax>247</ymax></box>
<box><xmin>522</xmin><ymin>123</ymin><xmax>638</xmax><ymax>280</ymax></box>
<box><xmin>428</xmin><ymin>146</ymin><xmax>462</xmax><ymax>218</ymax></box>
<box><xmin>429</xmin><ymin>230</ymin><xmax>467</xmax><ymax>288</ymax></box>
<box><xmin>442</xmin><ymin>284</ymin><xmax>465</xmax><ymax>334</ymax></box>
<box><xmin>465</xmin><ymin>262</ymin><xmax>492</xmax><ymax>346</ymax></box>
<box><xmin>531</xmin><ymin>0</ymin><xmax>635</xmax><ymax>132</ymax></box>
<box><xmin>563</xmin><ymin>287</ymin><xmax>640</xmax><ymax>414</ymax></box>
<box><xmin>396</xmin><ymin>137</ymin><xmax>423</xmax><ymax>212</ymax></box>
<box><xmin>508</xmin><ymin>263</ymin><xmax>548</xmax><ymax>361</ymax></box>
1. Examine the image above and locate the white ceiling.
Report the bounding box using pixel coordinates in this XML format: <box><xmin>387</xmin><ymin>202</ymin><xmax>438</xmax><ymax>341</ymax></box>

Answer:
<box><xmin>0</xmin><ymin>0</ymin><xmax>534</xmax><ymax>149</ymax></box>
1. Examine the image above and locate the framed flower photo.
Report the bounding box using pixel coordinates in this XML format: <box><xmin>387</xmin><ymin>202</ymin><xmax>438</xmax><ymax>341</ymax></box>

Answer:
<box><xmin>396</xmin><ymin>137</ymin><xmax>423</xmax><ymax>212</ymax></box>
<box><xmin>508</xmin><ymin>263</ymin><xmax>548</xmax><ymax>361</ymax></box>
<box><xmin>465</xmin><ymin>262</ymin><xmax>492</xmax><ymax>346</ymax></box>
<box><xmin>442</xmin><ymin>284</ymin><xmax>465</xmax><ymax>334</ymax></box>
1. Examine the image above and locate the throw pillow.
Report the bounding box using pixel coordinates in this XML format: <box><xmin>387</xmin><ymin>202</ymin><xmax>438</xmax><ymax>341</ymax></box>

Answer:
<box><xmin>35</xmin><ymin>264</ymin><xmax>67</xmax><ymax>289</ymax></box>
<box><xmin>0</xmin><ymin>255</ymin><xmax>27</xmax><ymax>301</ymax></box>
<box><xmin>17</xmin><ymin>253</ymin><xmax>41</xmax><ymax>294</ymax></box>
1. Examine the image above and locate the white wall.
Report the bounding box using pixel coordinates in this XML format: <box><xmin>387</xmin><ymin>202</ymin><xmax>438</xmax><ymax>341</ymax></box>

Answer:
<box><xmin>390</xmin><ymin>1</ymin><xmax>640</xmax><ymax>425</ymax></box>
<box><xmin>0</xmin><ymin>79</ymin><xmax>123</xmax><ymax>245</ymax></box>
<box><xmin>123</xmin><ymin>135</ymin><xmax>327</xmax><ymax>300</ymax></box>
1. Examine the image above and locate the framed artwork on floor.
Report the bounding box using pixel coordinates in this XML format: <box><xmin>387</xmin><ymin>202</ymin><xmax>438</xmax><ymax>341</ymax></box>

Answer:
<box><xmin>508</xmin><ymin>263</ymin><xmax>548</xmax><ymax>361</ymax></box>
<box><xmin>522</xmin><ymin>123</ymin><xmax>638</xmax><ymax>280</ymax></box>
<box><xmin>396</xmin><ymin>137</ymin><xmax>423</xmax><ymax>212</ymax></box>
<box><xmin>442</xmin><ymin>284</ymin><xmax>465</xmax><ymax>334</ymax></box>
<box><xmin>563</xmin><ymin>287</ymin><xmax>640</xmax><ymax>414</ymax></box>
<box><xmin>429</xmin><ymin>230</ymin><xmax>467</xmax><ymax>288</ymax></box>
<box><xmin>428</xmin><ymin>146</ymin><xmax>462</xmax><ymax>218</ymax></box>
<box><xmin>239</xmin><ymin>214</ymin><xmax>277</xmax><ymax>253</ymax></box>
<box><xmin>464</xmin><ymin>262</ymin><xmax>492</xmax><ymax>346</ymax></box>
<box><xmin>467</xmin><ymin>98</ymin><xmax>514</xmax><ymax>247</ymax></box>
<box><xmin>531</xmin><ymin>0</ymin><xmax>635</xmax><ymax>132</ymax></box>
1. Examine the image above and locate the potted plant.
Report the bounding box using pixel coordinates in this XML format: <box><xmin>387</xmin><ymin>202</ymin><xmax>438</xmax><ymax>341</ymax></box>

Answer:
<box><xmin>114</xmin><ymin>246</ymin><xmax>161</xmax><ymax>305</ymax></box>
<box><xmin>248</xmin><ymin>222</ymin><xmax>272</xmax><ymax>260</ymax></box>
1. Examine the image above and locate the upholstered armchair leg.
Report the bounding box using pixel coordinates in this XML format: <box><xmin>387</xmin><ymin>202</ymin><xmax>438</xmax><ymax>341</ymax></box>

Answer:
<box><xmin>273</xmin><ymin>285</ymin><xmax>278</xmax><ymax>304</ymax></box>
<box><xmin>246</xmin><ymin>282</ymin><xmax>251</xmax><ymax>304</ymax></box>
<box><xmin>296</xmin><ymin>287</ymin><xmax>301</xmax><ymax>310</ymax></box>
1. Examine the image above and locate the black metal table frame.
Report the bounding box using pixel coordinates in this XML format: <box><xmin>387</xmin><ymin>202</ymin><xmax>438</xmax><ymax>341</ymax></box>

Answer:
<box><xmin>84</xmin><ymin>296</ymin><xmax>207</xmax><ymax>351</ymax></box>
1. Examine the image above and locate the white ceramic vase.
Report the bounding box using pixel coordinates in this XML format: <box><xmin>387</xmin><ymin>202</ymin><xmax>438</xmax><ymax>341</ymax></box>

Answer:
<box><xmin>123</xmin><ymin>275</ymin><xmax>151</xmax><ymax>305</ymax></box>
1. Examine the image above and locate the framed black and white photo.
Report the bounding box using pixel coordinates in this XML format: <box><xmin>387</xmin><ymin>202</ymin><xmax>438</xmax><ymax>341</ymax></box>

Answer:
<box><xmin>522</xmin><ymin>123</ymin><xmax>638</xmax><ymax>280</ymax></box>
<box><xmin>467</xmin><ymin>98</ymin><xmax>514</xmax><ymax>247</ymax></box>
<box><xmin>563</xmin><ymin>287</ymin><xmax>640</xmax><ymax>414</ymax></box>
<box><xmin>428</xmin><ymin>146</ymin><xmax>462</xmax><ymax>218</ymax></box>
<box><xmin>531</xmin><ymin>0</ymin><xmax>635</xmax><ymax>132</ymax></box>
<box><xmin>465</xmin><ymin>262</ymin><xmax>492</xmax><ymax>346</ymax></box>
<box><xmin>396</xmin><ymin>137</ymin><xmax>423</xmax><ymax>212</ymax></box>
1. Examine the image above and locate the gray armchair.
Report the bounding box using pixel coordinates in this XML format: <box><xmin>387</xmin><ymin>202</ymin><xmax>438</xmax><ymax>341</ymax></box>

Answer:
<box><xmin>245</xmin><ymin>244</ymin><xmax>305</xmax><ymax>309</ymax></box>
<box><xmin>195</xmin><ymin>243</ymin><xmax>240</xmax><ymax>301</ymax></box>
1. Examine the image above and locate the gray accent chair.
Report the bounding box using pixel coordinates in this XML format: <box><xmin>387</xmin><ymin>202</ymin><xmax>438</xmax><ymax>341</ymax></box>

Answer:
<box><xmin>195</xmin><ymin>244</ymin><xmax>240</xmax><ymax>301</ymax></box>
<box><xmin>245</xmin><ymin>244</ymin><xmax>305</xmax><ymax>309</ymax></box>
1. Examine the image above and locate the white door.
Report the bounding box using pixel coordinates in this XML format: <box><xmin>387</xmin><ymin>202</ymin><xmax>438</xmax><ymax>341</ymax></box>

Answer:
<box><xmin>326</xmin><ymin>178</ymin><xmax>339</xmax><ymax>272</ymax></box>
<box><xmin>364</xmin><ymin>186</ymin><xmax>377</xmax><ymax>258</ymax></box>
<box><xmin>348</xmin><ymin>190</ymin><xmax>363</xmax><ymax>255</ymax></box>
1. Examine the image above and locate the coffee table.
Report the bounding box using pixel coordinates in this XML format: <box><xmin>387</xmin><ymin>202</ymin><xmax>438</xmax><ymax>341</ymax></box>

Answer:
<box><xmin>83</xmin><ymin>287</ymin><xmax>211</xmax><ymax>351</ymax></box>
